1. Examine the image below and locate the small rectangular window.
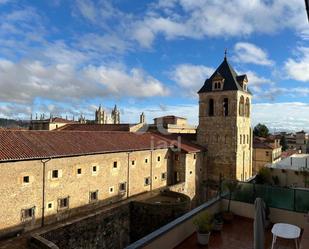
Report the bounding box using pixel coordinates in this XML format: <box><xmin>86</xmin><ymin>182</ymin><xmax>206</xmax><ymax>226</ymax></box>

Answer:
<box><xmin>47</xmin><ymin>202</ymin><xmax>53</xmax><ymax>209</ymax></box>
<box><xmin>58</xmin><ymin>197</ymin><xmax>69</xmax><ymax>210</ymax></box>
<box><xmin>161</xmin><ymin>172</ymin><xmax>167</xmax><ymax>180</ymax></box>
<box><xmin>77</xmin><ymin>168</ymin><xmax>82</xmax><ymax>175</ymax></box>
<box><xmin>157</xmin><ymin>156</ymin><xmax>161</xmax><ymax>162</ymax></box>
<box><xmin>21</xmin><ymin>207</ymin><xmax>35</xmax><ymax>221</ymax></box>
<box><xmin>23</xmin><ymin>176</ymin><xmax>30</xmax><ymax>183</ymax></box>
<box><xmin>92</xmin><ymin>166</ymin><xmax>97</xmax><ymax>172</ymax></box>
<box><xmin>266</xmin><ymin>151</ymin><xmax>270</xmax><ymax>157</ymax></box>
<box><xmin>193</xmin><ymin>154</ymin><xmax>197</xmax><ymax>159</ymax></box>
<box><xmin>52</xmin><ymin>170</ymin><xmax>58</xmax><ymax>179</ymax></box>
<box><xmin>145</xmin><ymin>158</ymin><xmax>148</xmax><ymax>163</ymax></box>
<box><xmin>119</xmin><ymin>182</ymin><xmax>127</xmax><ymax>192</ymax></box>
<box><xmin>131</xmin><ymin>160</ymin><xmax>135</xmax><ymax>166</ymax></box>
<box><xmin>90</xmin><ymin>190</ymin><xmax>98</xmax><ymax>202</ymax></box>
<box><xmin>113</xmin><ymin>162</ymin><xmax>118</xmax><ymax>168</ymax></box>
<box><xmin>144</xmin><ymin>177</ymin><xmax>151</xmax><ymax>186</ymax></box>
<box><xmin>109</xmin><ymin>187</ymin><xmax>114</xmax><ymax>193</ymax></box>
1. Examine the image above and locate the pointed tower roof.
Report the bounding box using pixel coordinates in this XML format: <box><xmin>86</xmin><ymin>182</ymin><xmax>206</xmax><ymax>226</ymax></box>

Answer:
<box><xmin>198</xmin><ymin>57</ymin><xmax>251</xmax><ymax>94</ymax></box>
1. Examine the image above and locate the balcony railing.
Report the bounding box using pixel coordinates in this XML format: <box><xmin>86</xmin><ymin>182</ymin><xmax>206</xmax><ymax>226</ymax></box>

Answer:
<box><xmin>222</xmin><ymin>182</ymin><xmax>309</xmax><ymax>213</ymax></box>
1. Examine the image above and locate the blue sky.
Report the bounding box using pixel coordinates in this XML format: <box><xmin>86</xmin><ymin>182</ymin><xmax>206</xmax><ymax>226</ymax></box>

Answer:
<box><xmin>0</xmin><ymin>0</ymin><xmax>309</xmax><ymax>131</ymax></box>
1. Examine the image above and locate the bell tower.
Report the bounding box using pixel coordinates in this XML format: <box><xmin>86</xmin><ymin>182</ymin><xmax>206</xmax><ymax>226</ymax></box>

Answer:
<box><xmin>197</xmin><ymin>55</ymin><xmax>252</xmax><ymax>181</ymax></box>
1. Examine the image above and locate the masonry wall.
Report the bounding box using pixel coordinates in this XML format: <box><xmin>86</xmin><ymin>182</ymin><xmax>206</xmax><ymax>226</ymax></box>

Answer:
<box><xmin>197</xmin><ymin>90</ymin><xmax>252</xmax><ymax>181</ymax></box>
<box><xmin>0</xmin><ymin>148</ymin><xmax>170</xmax><ymax>234</ymax></box>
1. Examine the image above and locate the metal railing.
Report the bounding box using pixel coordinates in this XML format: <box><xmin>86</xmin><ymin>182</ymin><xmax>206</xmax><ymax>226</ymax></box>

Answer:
<box><xmin>221</xmin><ymin>182</ymin><xmax>309</xmax><ymax>213</ymax></box>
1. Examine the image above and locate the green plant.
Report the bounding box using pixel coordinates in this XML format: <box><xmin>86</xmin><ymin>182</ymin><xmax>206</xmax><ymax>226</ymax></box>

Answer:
<box><xmin>253</xmin><ymin>123</ymin><xmax>269</xmax><ymax>138</ymax></box>
<box><xmin>256</xmin><ymin>167</ymin><xmax>271</xmax><ymax>184</ymax></box>
<box><xmin>193</xmin><ymin>211</ymin><xmax>213</xmax><ymax>233</ymax></box>
<box><xmin>272</xmin><ymin>175</ymin><xmax>280</xmax><ymax>186</ymax></box>
<box><xmin>223</xmin><ymin>180</ymin><xmax>239</xmax><ymax>212</ymax></box>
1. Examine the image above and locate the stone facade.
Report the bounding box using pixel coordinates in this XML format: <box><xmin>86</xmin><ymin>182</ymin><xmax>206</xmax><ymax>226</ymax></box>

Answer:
<box><xmin>0</xmin><ymin>147</ymin><xmax>202</xmax><ymax>235</ymax></box>
<box><xmin>197</xmin><ymin>59</ymin><xmax>253</xmax><ymax>181</ymax></box>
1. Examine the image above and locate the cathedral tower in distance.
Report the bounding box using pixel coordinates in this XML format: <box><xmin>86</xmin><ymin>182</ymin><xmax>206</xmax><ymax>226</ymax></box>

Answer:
<box><xmin>197</xmin><ymin>56</ymin><xmax>252</xmax><ymax>181</ymax></box>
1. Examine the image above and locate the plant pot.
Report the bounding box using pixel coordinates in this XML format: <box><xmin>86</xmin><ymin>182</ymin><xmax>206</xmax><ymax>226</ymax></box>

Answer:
<box><xmin>197</xmin><ymin>232</ymin><xmax>211</xmax><ymax>245</ymax></box>
<box><xmin>213</xmin><ymin>221</ymin><xmax>224</xmax><ymax>231</ymax></box>
<box><xmin>223</xmin><ymin>212</ymin><xmax>234</xmax><ymax>223</ymax></box>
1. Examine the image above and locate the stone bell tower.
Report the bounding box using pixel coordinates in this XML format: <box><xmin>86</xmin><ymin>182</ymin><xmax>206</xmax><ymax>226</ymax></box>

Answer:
<box><xmin>197</xmin><ymin>55</ymin><xmax>253</xmax><ymax>181</ymax></box>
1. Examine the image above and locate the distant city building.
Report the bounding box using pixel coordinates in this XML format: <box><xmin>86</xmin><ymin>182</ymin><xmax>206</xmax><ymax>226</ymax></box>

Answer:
<box><xmin>296</xmin><ymin>130</ymin><xmax>309</xmax><ymax>153</ymax></box>
<box><xmin>253</xmin><ymin>136</ymin><xmax>282</xmax><ymax>174</ymax></box>
<box><xmin>95</xmin><ymin>105</ymin><xmax>120</xmax><ymax>124</ymax></box>
<box><xmin>29</xmin><ymin>116</ymin><xmax>77</xmax><ymax>130</ymax></box>
<box><xmin>150</xmin><ymin>115</ymin><xmax>196</xmax><ymax>134</ymax></box>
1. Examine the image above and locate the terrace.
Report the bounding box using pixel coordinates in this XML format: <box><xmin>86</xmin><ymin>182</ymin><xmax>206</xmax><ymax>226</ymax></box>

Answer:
<box><xmin>125</xmin><ymin>182</ymin><xmax>309</xmax><ymax>249</ymax></box>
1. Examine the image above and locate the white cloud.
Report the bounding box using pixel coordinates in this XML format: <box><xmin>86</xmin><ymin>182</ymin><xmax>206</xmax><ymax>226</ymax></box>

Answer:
<box><xmin>169</xmin><ymin>64</ymin><xmax>214</xmax><ymax>95</ymax></box>
<box><xmin>132</xmin><ymin>0</ymin><xmax>307</xmax><ymax>48</ymax></box>
<box><xmin>252</xmin><ymin>102</ymin><xmax>309</xmax><ymax>132</ymax></box>
<box><xmin>75</xmin><ymin>0</ymin><xmax>97</xmax><ymax>22</ymax></box>
<box><xmin>233</xmin><ymin>42</ymin><xmax>274</xmax><ymax>66</ymax></box>
<box><xmin>284</xmin><ymin>47</ymin><xmax>309</xmax><ymax>82</ymax></box>
<box><xmin>0</xmin><ymin>58</ymin><xmax>169</xmax><ymax>104</ymax></box>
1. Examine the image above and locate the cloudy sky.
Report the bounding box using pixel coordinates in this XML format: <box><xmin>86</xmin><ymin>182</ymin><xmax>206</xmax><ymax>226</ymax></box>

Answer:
<box><xmin>0</xmin><ymin>0</ymin><xmax>309</xmax><ymax>131</ymax></box>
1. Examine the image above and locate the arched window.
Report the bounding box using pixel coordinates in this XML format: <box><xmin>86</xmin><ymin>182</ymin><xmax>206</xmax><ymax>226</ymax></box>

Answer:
<box><xmin>243</xmin><ymin>135</ymin><xmax>246</xmax><ymax>144</ymax></box>
<box><xmin>245</xmin><ymin>98</ymin><xmax>250</xmax><ymax>117</ymax></box>
<box><xmin>208</xmin><ymin>99</ymin><xmax>214</xmax><ymax>116</ymax></box>
<box><xmin>240</xmin><ymin>135</ymin><xmax>242</xmax><ymax>144</ymax></box>
<box><xmin>239</xmin><ymin>96</ymin><xmax>244</xmax><ymax>116</ymax></box>
<box><xmin>218</xmin><ymin>82</ymin><xmax>221</xmax><ymax>89</ymax></box>
<box><xmin>223</xmin><ymin>98</ymin><xmax>228</xmax><ymax>116</ymax></box>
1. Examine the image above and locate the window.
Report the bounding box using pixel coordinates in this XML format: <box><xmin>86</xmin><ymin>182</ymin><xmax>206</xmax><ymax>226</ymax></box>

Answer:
<box><xmin>58</xmin><ymin>197</ymin><xmax>69</xmax><ymax>210</ymax></box>
<box><xmin>109</xmin><ymin>187</ymin><xmax>114</xmax><ymax>193</ymax></box>
<box><xmin>23</xmin><ymin>176</ymin><xmax>30</xmax><ymax>183</ymax></box>
<box><xmin>92</xmin><ymin>166</ymin><xmax>97</xmax><ymax>173</ymax></box>
<box><xmin>243</xmin><ymin>135</ymin><xmax>246</xmax><ymax>144</ymax></box>
<box><xmin>113</xmin><ymin>161</ymin><xmax>118</xmax><ymax>168</ymax></box>
<box><xmin>161</xmin><ymin>172</ymin><xmax>167</xmax><ymax>180</ymax></box>
<box><xmin>47</xmin><ymin>203</ymin><xmax>53</xmax><ymax>209</ymax></box>
<box><xmin>240</xmin><ymin>135</ymin><xmax>242</xmax><ymax>144</ymax></box>
<box><xmin>174</xmin><ymin>171</ymin><xmax>180</xmax><ymax>183</ymax></box>
<box><xmin>208</xmin><ymin>99</ymin><xmax>214</xmax><ymax>116</ymax></box>
<box><xmin>266</xmin><ymin>151</ymin><xmax>270</xmax><ymax>157</ymax></box>
<box><xmin>89</xmin><ymin>190</ymin><xmax>98</xmax><ymax>202</ymax></box>
<box><xmin>77</xmin><ymin>168</ymin><xmax>82</xmax><ymax>175</ymax></box>
<box><xmin>52</xmin><ymin>170</ymin><xmax>58</xmax><ymax>179</ymax></box>
<box><xmin>131</xmin><ymin>160</ymin><xmax>135</xmax><ymax>166</ymax></box>
<box><xmin>223</xmin><ymin>98</ymin><xmax>229</xmax><ymax>116</ymax></box>
<box><xmin>157</xmin><ymin>156</ymin><xmax>161</xmax><ymax>162</ymax></box>
<box><xmin>144</xmin><ymin>177</ymin><xmax>151</xmax><ymax>186</ymax></box>
<box><xmin>239</xmin><ymin>96</ymin><xmax>244</xmax><ymax>116</ymax></box>
<box><xmin>193</xmin><ymin>154</ymin><xmax>197</xmax><ymax>159</ymax></box>
<box><xmin>21</xmin><ymin>207</ymin><xmax>35</xmax><ymax>221</ymax></box>
<box><xmin>145</xmin><ymin>158</ymin><xmax>148</xmax><ymax>163</ymax></box>
<box><xmin>119</xmin><ymin>182</ymin><xmax>127</xmax><ymax>192</ymax></box>
<box><xmin>245</xmin><ymin>98</ymin><xmax>250</xmax><ymax>117</ymax></box>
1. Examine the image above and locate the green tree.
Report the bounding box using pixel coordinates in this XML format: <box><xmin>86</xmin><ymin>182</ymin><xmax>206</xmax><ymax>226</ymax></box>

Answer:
<box><xmin>280</xmin><ymin>135</ymin><xmax>288</xmax><ymax>151</ymax></box>
<box><xmin>253</xmin><ymin>123</ymin><xmax>269</xmax><ymax>138</ymax></box>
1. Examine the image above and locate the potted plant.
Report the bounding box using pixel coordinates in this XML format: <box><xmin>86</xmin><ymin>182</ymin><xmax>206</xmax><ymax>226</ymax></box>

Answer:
<box><xmin>213</xmin><ymin>212</ymin><xmax>224</xmax><ymax>232</ymax></box>
<box><xmin>222</xmin><ymin>179</ymin><xmax>239</xmax><ymax>222</ymax></box>
<box><xmin>193</xmin><ymin>211</ymin><xmax>213</xmax><ymax>245</ymax></box>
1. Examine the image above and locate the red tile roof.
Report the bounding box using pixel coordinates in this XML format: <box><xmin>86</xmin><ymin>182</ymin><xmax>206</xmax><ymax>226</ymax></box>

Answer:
<box><xmin>150</xmin><ymin>132</ymin><xmax>205</xmax><ymax>153</ymax></box>
<box><xmin>57</xmin><ymin>123</ymin><xmax>132</xmax><ymax>131</ymax></box>
<box><xmin>253</xmin><ymin>136</ymin><xmax>281</xmax><ymax>149</ymax></box>
<box><xmin>0</xmin><ymin>130</ymin><xmax>203</xmax><ymax>162</ymax></box>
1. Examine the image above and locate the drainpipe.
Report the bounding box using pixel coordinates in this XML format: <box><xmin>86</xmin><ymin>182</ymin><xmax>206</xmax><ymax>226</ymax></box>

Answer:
<box><xmin>127</xmin><ymin>152</ymin><xmax>130</xmax><ymax>199</ymax></box>
<box><xmin>41</xmin><ymin>158</ymin><xmax>51</xmax><ymax>227</ymax></box>
<box><xmin>150</xmin><ymin>150</ymin><xmax>153</xmax><ymax>191</ymax></box>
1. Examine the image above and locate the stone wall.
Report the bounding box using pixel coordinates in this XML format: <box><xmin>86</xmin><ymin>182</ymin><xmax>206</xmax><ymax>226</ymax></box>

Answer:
<box><xmin>41</xmin><ymin>204</ymin><xmax>130</xmax><ymax>249</ymax></box>
<box><xmin>129</xmin><ymin>191</ymin><xmax>191</xmax><ymax>242</ymax></box>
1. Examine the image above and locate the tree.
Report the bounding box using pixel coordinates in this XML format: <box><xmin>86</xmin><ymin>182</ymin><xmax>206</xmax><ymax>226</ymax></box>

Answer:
<box><xmin>280</xmin><ymin>135</ymin><xmax>288</xmax><ymax>151</ymax></box>
<box><xmin>253</xmin><ymin>123</ymin><xmax>269</xmax><ymax>138</ymax></box>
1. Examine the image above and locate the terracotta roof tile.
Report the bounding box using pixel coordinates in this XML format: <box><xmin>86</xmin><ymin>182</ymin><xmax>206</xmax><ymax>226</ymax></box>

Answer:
<box><xmin>0</xmin><ymin>130</ymin><xmax>176</xmax><ymax>162</ymax></box>
<box><xmin>57</xmin><ymin>124</ymin><xmax>132</xmax><ymax>131</ymax></box>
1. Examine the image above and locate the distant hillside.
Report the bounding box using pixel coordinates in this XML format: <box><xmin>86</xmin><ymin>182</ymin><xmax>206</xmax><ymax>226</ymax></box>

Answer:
<box><xmin>0</xmin><ymin>118</ymin><xmax>29</xmax><ymax>129</ymax></box>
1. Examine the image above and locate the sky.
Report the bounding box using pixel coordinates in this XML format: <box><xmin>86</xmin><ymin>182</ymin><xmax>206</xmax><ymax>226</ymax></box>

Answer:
<box><xmin>0</xmin><ymin>0</ymin><xmax>309</xmax><ymax>131</ymax></box>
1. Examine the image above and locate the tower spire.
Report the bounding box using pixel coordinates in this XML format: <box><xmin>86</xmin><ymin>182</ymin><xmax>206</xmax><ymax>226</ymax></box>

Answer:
<box><xmin>224</xmin><ymin>48</ymin><xmax>227</xmax><ymax>60</ymax></box>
